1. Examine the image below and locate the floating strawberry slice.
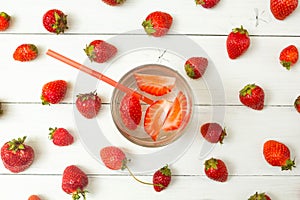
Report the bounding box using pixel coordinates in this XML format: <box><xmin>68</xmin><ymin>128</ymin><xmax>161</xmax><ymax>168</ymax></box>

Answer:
<box><xmin>120</xmin><ymin>93</ymin><xmax>142</xmax><ymax>130</ymax></box>
<box><xmin>144</xmin><ymin>99</ymin><xmax>173</xmax><ymax>141</ymax></box>
<box><xmin>162</xmin><ymin>91</ymin><xmax>188</xmax><ymax>131</ymax></box>
<box><xmin>134</xmin><ymin>73</ymin><xmax>176</xmax><ymax>96</ymax></box>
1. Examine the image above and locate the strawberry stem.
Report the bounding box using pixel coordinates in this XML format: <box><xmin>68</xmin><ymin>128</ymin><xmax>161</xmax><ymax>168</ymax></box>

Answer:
<box><xmin>281</xmin><ymin>158</ymin><xmax>296</xmax><ymax>171</ymax></box>
<box><xmin>124</xmin><ymin>165</ymin><xmax>164</xmax><ymax>188</ymax></box>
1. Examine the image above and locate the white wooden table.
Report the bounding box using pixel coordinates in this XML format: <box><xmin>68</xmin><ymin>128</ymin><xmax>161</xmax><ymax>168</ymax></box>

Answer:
<box><xmin>1</xmin><ymin>0</ymin><xmax>300</xmax><ymax>199</ymax></box>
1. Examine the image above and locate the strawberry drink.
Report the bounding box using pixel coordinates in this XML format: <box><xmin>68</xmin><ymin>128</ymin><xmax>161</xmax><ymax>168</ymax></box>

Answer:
<box><xmin>111</xmin><ymin>64</ymin><xmax>193</xmax><ymax>147</ymax></box>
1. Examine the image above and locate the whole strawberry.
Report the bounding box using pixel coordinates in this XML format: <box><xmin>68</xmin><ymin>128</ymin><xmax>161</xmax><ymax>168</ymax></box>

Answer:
<box><xmin>120</xmin><ymin>93</ymin><xmax>142</xmax><ymax>130</ymax></box>
<box><xmin>200</xmin><ymin>122</ymin><xmax>227</xmax><ymax>144</ymax></box>
<box><xmin>76</xmin><ymin>91</ymin><xmax>102</xmax><ymax>119</ymax></box>
<box><xmin>270</xmin><ymin>0</ymin><xmax>298</xmax><ymax>20</ymax></box>
<box><xmin>204</xmin><ymin>157</ymin><xmax>228</xmax><ymax>182</ymax></box>
<box><xmin>41</xmin><ymin>80</ymin><xmax>67</xmax><ymax>105</ymax></box>
<box><xmin>49</xmin><ymin>127</ymin><xmax>74</xmax><ymax>146</ymax></box>
<box><xmin>102</xmin><ymin>0</ymin><xmax>125</xmax><ymax>6</ymax></box>
<box><xmin>43</xmin><ymin>9</ymin><xmax>68</xmax><ymax>34</ymax></box>
<box><xmin>263</xmin><ymin>140</ymin><xmax>295</xmax><ymax>170</ymax></box>
<box><xmin>279</xmin><ymin>45</ymin><xmax>298</xmax><ymax>70</ymax></box>
<box><xmin>248</xmin><ymin>192</ymin><xmax>271</xmax><ymax>200</ymax></box>
<box><xmin>294</xmin><ymin>96</ymin><xmax>300</xmax><ymax>113</ymax></box>
<box><xmin>100</xmin><ymin>146</ymin><xmax>127</xmax><ymax>170</ymax></box>
<box><xmin>239</xmin><ymin>84</ymin><xmax>265</xmax><ymax>110</ymax></box>
<box><xmin>1</xmin><ymin>136</ymin><xmax>34</xmax><ymax>173</ymax></box>
<box><xmin>142</xmin><ymin>11</ymin><xmax>173</xmax><ymax>37</ymax></box>
<box><xmin>62</xmin><ymin>165</ymin><xmax>88</xmax><ymax>200</ymax></box>
<box><xmin>84</xmin><ymin>40</ymin><xmax>117</xmax><ymax>63</ymax></box>
<box><xmin>28</xmin><ymin>195</ymin><xmax>41</xmax><ymax>200</ymax></box>
<box><xmin>13</xmin><ymin>44</ymin><xmax>38</xmax><ymax>62</ymax></box>
<box><xmin>226</xmin><ymin>26</ymin><xmax>250</xmax><ymax>59</ymax></box>
<box><xmin>184</xmin><ymin>57</ymin><xmax>208</xmax><ymax>79</ymax></box>
<box><xmin>195</xmin><ymin>0</ymin><xmax>220</xmax><ymax>8</ymax></box>
<box><xmin>0</xmin><ymin>12</ymin><xmax>10</xmax><ymax>31</ymax></box>
<box><xmin>153</xmin><ymin>165</ymin><xmax>172</xmax><ymax>192</ymax></box>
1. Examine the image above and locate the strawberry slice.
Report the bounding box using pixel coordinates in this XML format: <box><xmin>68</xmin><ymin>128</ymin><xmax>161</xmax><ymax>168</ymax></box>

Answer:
<box><xmin>144</xmin><ymin>99</ymin><xmax>173</xmax><ymax>141</ymax></box>
<box><xmin>162</xmin><ymin>91</ymin><xmax>188</xmax><ymax>131</ymax></box>
<box><xmin>120</xmin><ymin>93</ymin><xmax>142</xmax><ymax>130</ymax></box>
<box><xmin>134</xmin><ymin>73</ymin><xmax>176</xmax><ymax>96</ymax></box>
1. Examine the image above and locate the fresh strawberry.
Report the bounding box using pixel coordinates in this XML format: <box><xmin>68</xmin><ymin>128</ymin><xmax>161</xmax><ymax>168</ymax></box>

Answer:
<box><xmin>84</xmin><ymin>40</ymin><xmax>117</xmax><ymax>63</ymax></box>
<box><xmin>102</xmin><ymin>0</ymin><xmax>125</xmax><ymax>6</ymax></box>
<box><xmin>134</xmin><ymin>73</ymin><xmax>176</xmax><ymax>96</ymax></box>
<box><xmin>1</xmin><ymin>136</ymin><xmax>34</xmax><ymax>173</ymax></box>
<box><xmin>43</xmin><ymin>9</ymin><xmax>68</xmax><ymax>34</ymax></box>
<box><xmin>226</xmin><ymin>26</ymin><xmax>250</xmax><ymax>59</ymax></box>
<box><xmin>76</xmin><ymin>91</ymin><xmax>102</xmax><ymax>119</ymax></box>
<box><xmin>144</xmin><ymin>99</ymin><xmax>173</xmax><ymax>141</ymax></box>
<box><xmin>28</xmin><ymin>195</ymin><xmax>41</xmax><ymax>200</ymax></box>
<box><xmin>13</xmin><ymin>44</ymin><xmax>38</xmax><ymax>62</ymax></box>
<box><xmin>120</xmin><ymin>93</ymin><xmax>142</xmax><ymax>130</ymax></box>
<box><xmin>263</xmin><ymin>140</ymin><xmax>295</xmax><ymax>170</ymax></box>
<box><xmin>195</xmin><ymin>0</ymin><xmax>220</xmax><ymax>8</ymax></box>
<box><xmin>270</xmin><ymin>0</ymin><xmax>298</xmax><ymax>20</ymax></box>
<box><xmin>279</xmin><ymin>45</ymin><xmax>298</xmax><ymax>70</ymax></box>
<box><xmin>41</xmin><ymin>80</ymin><xmax>67</xmax><ymax>105</ymax></box>
<box><xmin>100</xmin><ymin>146</ymin><xmax>128</xmax><ymax>170</ymax></box>
<box><xmin>204</xmin><ymin>157</ymin><xmax>228</xmax><ymax>182</ymax></box>
<box><xmin>142</xmin><ymin>11</ymin><xmax>173</xmax><ymax>37</ymax></box>
<box><xmin>0</xmin><ymin>12</ymin><xmax>10</xmax><ymax>31</ymax></box>
<box><xmin>62</xmin><ymin>165</ymin><xmax>88</xmax><ymax>200</ymax></box>
<box><xmin>162</xmin><ymin>91</ymin><xmax>187</xmax><ymax>131</ymax></box>
<box><xmin>294</xmin><ymin>96</ymin><xmax>300</xmax><ymax>113</ymax></box>
<box><xmin>200</xmin><ymin>122</ymin><xmax>227</xmax><ymax>144</ymax></box>
<box><xmin>49</xmin><ymin>127</ymin><xmax>74</xmax><ymax>146</ymax></box>
<box><xmin>248</xmin><ymin>192</ymin><xmax>271</xmax><ymax>200</ymax></box>
<box><xmin>239</xmin><ymin>84</ymin><xmax>265</xmax><ymax>110</ymax></box>
<box><xmin>184</xmin><ymin>57</ymin><xmax>208</xmax><ymax>79</ymax></box>
<box><xmin>153</xmin><ymin>165</ymin><xmax>172</xmax><ymax>192</ymax></box>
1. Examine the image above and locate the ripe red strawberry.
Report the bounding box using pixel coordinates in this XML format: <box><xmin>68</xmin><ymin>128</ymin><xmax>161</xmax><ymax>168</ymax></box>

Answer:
<box><xmin>28</xmin><ymin>195</ymin><xmax>41</xmax><ymax>200</ymax></box>
<box><xmin>279</xmin><ymin>45</ymin><xmax>298</xmax><ymax>70</ymax></box>
<box><xmin>120</xmin><ymin>93</ymin><xmax>142</xmax><ymax>130</ymax></box>
<box><xmin>134</xmin><ymin>73</ymin><xmax>176</xmax><ymax>96</ymax></box>
<box><xmin>100</xmin><ymin>146</ymin><xmax>128</xmax><ymax>170</ymax></box>
<box><xmin>270</xmin><ymin>0</ymin><xmax>298</xmax><ymax>20</ymax></box>
<box><xmin>162</xmin><ymin>91</ymin><xmax>187</xmax><ymax>131</ymax></box>
<box><xmin>263</xmin><ymin>140</ymin><xmax>295</xmax><ymax>170</ymax></box>
<box><xmin>1</xmin><ymin>136</ymin><xmax>34</xmax><ymax>173</ymax></box>
<box><xmin>184</xmin><ymin>57</ymin><xmax>208</xmax><ymax>79</ymax></box>
<box><xmin>49</xmin><ymin>127</ymin><xmax>74</xmax><ymax>146</ymax></box>
<box><xmin>144</xmin><ymin>99</ymin><xmax>173</xmax><ymax>141</ymax></box>
<box><xmin>195</xmin><ymin>0</ymin><xmax>220</xmax><ymax>8</ymax></box>
<box><xmin>248</xmin><ymin>192</ymin><xmax>271</xmax><ymax>200</ymax></box>
<box><xmin>84</xmin><ymin>40</ymin><xmax>117</xmax><ymax>63</ymax></box>
<box><xmin>200</xmin><ymin>122</ymin><xmax>227</xmax><ymax>144</ymax></box>
<box><xmin>13</xmin><ymin>44</ymin><xmax>38</xmax><ymax>62</ymax></box>
<box><xmin>204</xmin><ymin>157</ymin><xmax>228</xmax><ymax>182</ymax></box>
<box><xmin>294</xmin><ymin>96</ymin><xmax>300</xmax><ymax>113</ymax></box>
<box><xmin>62</xmin><ymin>165</ymin><xmax>88</xmax><ymax>200</ymax></box>
<box><xmin>153</xmin><ymin>165</ymin><xmax>172</xmax><ymax>192</ymax></box>
<box><xmin>41</xmin><ymin>80</ymin><xmax>67</xmax><ymax>105</ymax></box>
<box><xmin>76</xmin><ymin>91</ymin><xmax>102</xmax><ymax>119</ymax></box>
<box><xmin>43</xmin><ymin>9</ymin><xmax>68</xmax><ymax>34</ymax></box>
<box><xmin>0</xmin><ymin>12</ymin><xmax>10</xmax><ymax>31</ymax></box>
<box><xmin>226</xmin><ymin>26</ymin><xmax>250</xmax><ymax>59</ymax></box>
<box><xmin>102</xmin><ymin>0</ymin><xmax>125</xmax><ymax>6</ymax></box>
<box><xmin>239</xmin><ymin>84</ymin><xmax>265</xmax><ymax>110</ymax></box>
<box><xmin>142</xmin><ymin>11</ymin><xmax>173</xmax><ymax>37</ymax></box>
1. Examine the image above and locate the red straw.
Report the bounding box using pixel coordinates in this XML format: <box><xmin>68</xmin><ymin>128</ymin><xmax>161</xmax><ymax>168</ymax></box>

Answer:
<box><xmin>46</xmin><ymin>49</ymin><xmax>154</xmax><ymax>105</ymax></box>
